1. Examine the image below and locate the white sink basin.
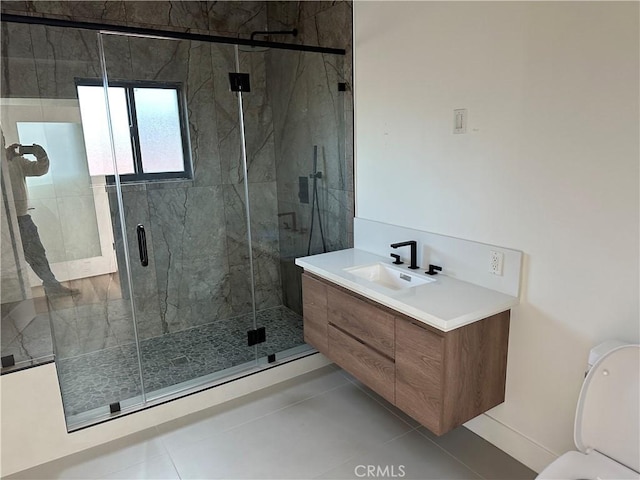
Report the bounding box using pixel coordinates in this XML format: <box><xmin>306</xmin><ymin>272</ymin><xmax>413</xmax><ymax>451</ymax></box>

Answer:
<box><xmin>344</xmin><ymin>263</ymin><xmax>435</xmax><ymax>290</ymax></box>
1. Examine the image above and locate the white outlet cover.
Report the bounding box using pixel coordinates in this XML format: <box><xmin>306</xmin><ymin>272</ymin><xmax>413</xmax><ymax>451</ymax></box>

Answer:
<box><xmin>489</xmin><ymin>250</ymin><xmax>504</xmax><ymax>276</ymax></box>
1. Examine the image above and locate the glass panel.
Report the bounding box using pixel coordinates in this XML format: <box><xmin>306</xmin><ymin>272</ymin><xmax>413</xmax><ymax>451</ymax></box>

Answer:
<box><xmin>16</xmin><ymin>122</ymin><xmax>102</xmax><ymax>261</ymax></box>
<box><xmin>134</xmin><ymin>87</ymin><xmax>185</xmax><ymax>173</ymax></box>
<box><xmin>0</xmin><ymin>22</ymin><xmax>144</xmax><ymax>429</ymax></box>
<box><xmin>2</xmin><ymin>17</ymin><xmax>351</xmax><ymax>429</ymax></box>
<box><xmin>77</xmin><ymin>85</ymin><xmax>135</xmax><ymax>176</ymax></box>
<box><xmin>238</xmin><ymin>47</ymin><xmax>354</xmax><ymax>359</ymax></box>
<box><xmin>99</xmin><ymin>33</ymin><xmax>257</xmax><ymax>403</ymax></box>
<box><xmin>239</xmin><ymin>46</ymin><xmax>352</xmax><ymax>362</ymax></box>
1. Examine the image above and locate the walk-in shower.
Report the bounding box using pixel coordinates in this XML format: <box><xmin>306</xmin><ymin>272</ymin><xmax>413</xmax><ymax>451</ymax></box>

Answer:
<box><xmin>0</xmin><ymin>13</ymin><xmax>352</xmax><ymax>430</ymax></box>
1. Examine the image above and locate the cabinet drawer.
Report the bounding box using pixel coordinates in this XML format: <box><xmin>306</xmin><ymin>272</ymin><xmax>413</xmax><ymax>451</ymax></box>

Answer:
<box><xmin>395</xmin><ymin>318</ymin><xmax>445</xmax><ymax>434</ymax></box>
<box><xmin>327</xmin><ymin>286</ymin><xmax>395</xmax><ymax>358</ymax></box>
<box><xmin>328</xmin><ymin>324</ymin><xmax>395</xmax><ymax>404</ymax></box>
<box><xmin>302</xmin><ymin>274</ymin><xmax>328</xmax><ymax>353</ymax></box>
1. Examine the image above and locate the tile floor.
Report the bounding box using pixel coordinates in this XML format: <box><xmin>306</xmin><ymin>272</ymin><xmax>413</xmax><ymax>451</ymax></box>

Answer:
<box><xmin>8</xmin><ymin>365</ymin><xmax>536</xmax><ymax>480</ymax></box>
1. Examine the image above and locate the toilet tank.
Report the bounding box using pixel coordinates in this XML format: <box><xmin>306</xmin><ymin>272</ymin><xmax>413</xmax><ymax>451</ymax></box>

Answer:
<box><xmin>575</xmin><ymin>344</ymin><xmax>640</xmax><ymax>473</ymax></box>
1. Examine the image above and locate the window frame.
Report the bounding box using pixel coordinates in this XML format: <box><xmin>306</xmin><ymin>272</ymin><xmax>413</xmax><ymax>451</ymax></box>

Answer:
<box><xmin>75</xmin><ymin>78</ymin><xmax>192</xmax><ymax>183</ymax></box>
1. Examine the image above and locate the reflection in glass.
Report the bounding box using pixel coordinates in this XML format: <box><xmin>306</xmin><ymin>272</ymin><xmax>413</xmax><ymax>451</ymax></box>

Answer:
<box><xmin>16</xmin><ymin>121</ymin><xmax>102</xmax><ymax>262</ymax></box>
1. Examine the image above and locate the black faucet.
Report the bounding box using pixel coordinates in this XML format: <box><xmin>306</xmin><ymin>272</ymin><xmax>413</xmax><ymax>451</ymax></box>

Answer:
<box><xmin>390</xmin><ymin>241</ymin><xmax>419</xmax><ymax>269</ymax></box>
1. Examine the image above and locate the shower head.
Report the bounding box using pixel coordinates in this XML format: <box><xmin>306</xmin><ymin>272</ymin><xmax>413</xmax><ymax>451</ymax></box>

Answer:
<box><xmin>239</xmin><ymin>29</ymin><xmax>298</xmax><ymax>53</ymax></box>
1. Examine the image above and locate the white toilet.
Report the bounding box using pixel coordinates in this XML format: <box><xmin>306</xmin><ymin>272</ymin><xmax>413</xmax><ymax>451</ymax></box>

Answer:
<box><xmin>537</xmin><ymin>343</ymin><xmax>640</xmax><ymax>480</ymax></box>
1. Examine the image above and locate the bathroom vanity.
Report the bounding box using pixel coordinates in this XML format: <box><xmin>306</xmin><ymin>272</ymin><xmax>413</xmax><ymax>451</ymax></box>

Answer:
<box><xmin>297</xmin><ymin>248</ymin><xmax>518</xmax><ymax>436</ymax></box>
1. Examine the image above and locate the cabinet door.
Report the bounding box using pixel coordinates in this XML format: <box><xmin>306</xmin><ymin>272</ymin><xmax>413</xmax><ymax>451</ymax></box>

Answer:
<box><xmin>328</xmin><ymin>324</ymin><xmax>395</xmax><ymax>403</ymax></box>
<box><xmin>441</xmin><ymin>311</ymin><xmax>510</xmax><ymax>432</ymax></box>
<box><xmin>327</xmin><ymin>286</ymin><xmax>395</xmax><ymax>358</ymax></box>
<box><xmin>395</xmin><ymin>318</ymin><xmax>445</xmax><ymax>434</ymax></box>
<box><xmin>302</xmin><ymin>274</ymin><xmax>328</xmax><ymax>353</ymax></box>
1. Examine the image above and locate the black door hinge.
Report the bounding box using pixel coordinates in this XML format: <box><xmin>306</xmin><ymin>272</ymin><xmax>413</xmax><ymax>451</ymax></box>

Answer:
<box><xmin>229</xmin><ymin>72</ymin><xmax>251</xmax><ymax>92</ymax></box>
<box><xmin>1</xmin><ymin>355</ymin><xmax>15</xmax><ymax>368</ymax></box>
<box><xmin>247</xmin><ymin>326</ymin><xmax>266</xmax><ymax>346</ymax></box>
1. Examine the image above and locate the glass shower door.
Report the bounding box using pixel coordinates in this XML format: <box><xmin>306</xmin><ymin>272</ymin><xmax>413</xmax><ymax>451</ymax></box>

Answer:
<box><xmin>0</xmin><ymin>21</ymin><xmax>145</xmax><ymax>428</ymax></box>
<box><xmin>239</xmin><ymin>46</ymin><xmax>350</xmax><ymax>362</ymax></box>
<box><xmin>98</xmin><ymin>33</ymin><xmax>259</xmax><ymax>401</ymax></box>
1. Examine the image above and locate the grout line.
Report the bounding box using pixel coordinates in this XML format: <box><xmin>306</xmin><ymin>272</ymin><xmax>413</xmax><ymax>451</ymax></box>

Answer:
<box><xmin>93</xmin><ymin>453</ymin><xmax>167</xmax><ymax>480</ymax></box>
<box><xmin>165</xmin><ymin>449</ymin><xmax>183</xmax><ymax>480</ymax></box>
<box><xmin>413</xmin><ymin>428</ymin><xmax>485</xmax><ymax>480</ymax></box>
<box><xmin>337</xmin><ymin>370</ymin><xmax>418</xmax><ymax>429</ymax></box>
<box><xmin>338</xmin><ymin>369</ymin><xmax>485</xmax><ymax>480</ymax></box>
<box><xmin>157</xmin><ymin>367</ymin><xmax>348</xmax><ymax>452</ymax></box>
<box><xmin>182</xmin><ymin>377</ymin><xmax>351</xmax><ymax>436</ymax></box>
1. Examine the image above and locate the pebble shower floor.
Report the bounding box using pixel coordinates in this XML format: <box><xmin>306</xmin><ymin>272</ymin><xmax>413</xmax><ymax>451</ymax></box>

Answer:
<box><xmin>56</xmin><ymin>306</ymin><xmax>304</xmax><ymax>417</ymax></box>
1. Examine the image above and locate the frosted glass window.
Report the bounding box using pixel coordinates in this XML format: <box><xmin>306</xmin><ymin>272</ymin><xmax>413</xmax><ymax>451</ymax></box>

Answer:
<box><xmin>77</xmin><ymin>85</ymin><xmax>135</xmax><ymax>176</ymax></box>
<box><xmin>75</xmin><ymin>82</ymin><xmax>189</xmax><ymax>182</ymax></box>
<box><xmin>134</xmin><ymin>88</ymin><xmax>185</xmax><ymax>173</ymax></box>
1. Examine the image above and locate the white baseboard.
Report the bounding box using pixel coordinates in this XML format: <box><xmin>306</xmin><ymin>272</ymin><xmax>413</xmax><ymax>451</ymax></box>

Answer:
<box><xmin>464</xmin><ymin>413</ymin><xmax>558</xmax><ymax>474</ymax></box>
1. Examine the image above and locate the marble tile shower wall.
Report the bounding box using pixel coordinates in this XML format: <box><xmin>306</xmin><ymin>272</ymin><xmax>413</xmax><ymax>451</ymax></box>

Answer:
<box><xmin>0</xmin><ymin>1</ymin><xmax>353</xmax><ymax>357</ymax></box>
<box><xmin>266</xmin><ymin>1</ymin><xmax>355</xmax><ymax>313</ymax></box>
<box><xmin>100</xmin><ymin>33</ymin><xmax>283</xmax><ymax>341</ymax></box>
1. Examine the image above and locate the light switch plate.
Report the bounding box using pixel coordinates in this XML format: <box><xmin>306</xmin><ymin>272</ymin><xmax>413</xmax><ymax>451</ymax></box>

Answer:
<box><xmin>454</xmin><ymin>108</ymin><xmax>467</xmax><ymax>134</ymax></box>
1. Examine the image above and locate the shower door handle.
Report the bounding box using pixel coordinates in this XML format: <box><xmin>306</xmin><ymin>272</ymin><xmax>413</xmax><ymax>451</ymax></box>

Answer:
<box><xmin>136</xmin><ymin>224</ymin><xmax>149</xmax><ymax>267</ymax></box>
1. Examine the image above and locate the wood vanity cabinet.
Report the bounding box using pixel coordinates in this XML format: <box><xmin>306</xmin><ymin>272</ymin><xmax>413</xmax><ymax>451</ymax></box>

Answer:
<box><xmin>301</xmin><ymin>272</ymin><xmax>510</xmax><ymax>436</ymax></box>
<box><xmin>302</xmin><ymin>274</ymin><xmax>329</xmax><ymax>355</ymax></box>
<box><xmin>395</xmin><ymin>312</ymin><xmax>509</xmax><ymax>434</ymax></box>
<box><xmin>327</xmin><ymin>286</ymin><xmax>396</xmax><ymax>404</ymax></box>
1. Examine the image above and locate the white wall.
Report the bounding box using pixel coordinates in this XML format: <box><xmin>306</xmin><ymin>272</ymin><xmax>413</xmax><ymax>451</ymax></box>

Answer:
<box><xmin>354</xmin><ymin>1</ymin><xmax>639</xmax><ymax>471</ymax></box>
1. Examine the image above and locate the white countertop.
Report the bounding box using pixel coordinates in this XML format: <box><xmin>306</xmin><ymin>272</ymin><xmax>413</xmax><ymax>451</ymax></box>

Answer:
<box><xmin>295</xmin><ymin>249</ymin><xmax>519</xmax><ymax>332</ymax></box>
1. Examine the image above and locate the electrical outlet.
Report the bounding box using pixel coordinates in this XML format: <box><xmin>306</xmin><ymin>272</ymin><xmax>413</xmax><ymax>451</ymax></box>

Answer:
<box><xmin>489</xmin><ymin>250</ymin><xmax>504</xmax><ymax>276</ymax></box>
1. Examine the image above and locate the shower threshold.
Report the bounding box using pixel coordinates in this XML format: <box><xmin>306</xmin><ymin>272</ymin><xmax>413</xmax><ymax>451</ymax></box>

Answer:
<box><xmin>65</xmin><ymin>343</ymin><xmax>316</xmax><ymax>432</ymax></box>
